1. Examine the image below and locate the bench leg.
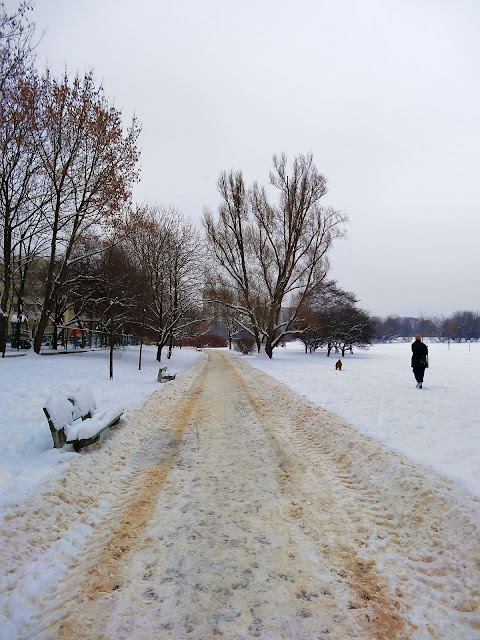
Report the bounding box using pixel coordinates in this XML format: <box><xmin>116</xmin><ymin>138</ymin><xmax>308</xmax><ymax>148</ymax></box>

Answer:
<box><xmin>72</xmin><ymin>434</ymin><xmax>100</xmax><ymax>452</ymax></box>
<box><xmin>51</xmin><ymin>429</ymin><xmax>66</xmax><ymax>449</ymax></box>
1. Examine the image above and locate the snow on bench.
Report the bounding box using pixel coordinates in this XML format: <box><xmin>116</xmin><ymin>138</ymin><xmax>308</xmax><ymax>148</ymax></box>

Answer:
<box><xmin>157</xmin><ymin>366</ymin><xmax>176</xmax><ymax>383</ymax></box>
<box><xmin>69</xmin><ymin>386</ymin><xmax>97</xmax><ymax>420</ymax></box>
<box><xmin>43</xmin><ymin>387</ymin><xmax>123</xmax><ymax>452</ymax></box>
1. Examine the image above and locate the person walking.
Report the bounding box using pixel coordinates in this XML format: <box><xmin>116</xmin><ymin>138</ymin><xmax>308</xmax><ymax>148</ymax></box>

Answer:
<box><xmin>411</xmin><ymin>334</ymin><xmax>428</xmax><ymax>389</ymax></box>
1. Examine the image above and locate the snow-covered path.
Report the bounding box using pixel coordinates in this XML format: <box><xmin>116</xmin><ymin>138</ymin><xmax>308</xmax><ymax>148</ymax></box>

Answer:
<box><xmin>2</xmin><ymin>351</ymin><xmax>480</xmax><ymax>639</ymax></box>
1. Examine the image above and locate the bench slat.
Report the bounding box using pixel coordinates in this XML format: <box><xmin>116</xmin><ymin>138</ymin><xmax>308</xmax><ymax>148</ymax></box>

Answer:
<box><xmin>65</xmin><ymin>407</ymin><xmax>124</xmax><ymax>442</ymax></box>
<box><xmin>67</xmin><ymin>413</ymin><xmax>123</xmax><ymax>451</ymax></box>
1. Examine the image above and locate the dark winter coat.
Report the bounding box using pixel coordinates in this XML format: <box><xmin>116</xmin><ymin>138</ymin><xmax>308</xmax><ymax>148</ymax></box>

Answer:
<box><xmin>411</xmin><ymin>339</ymin><xmax>428</xmax><ymax>368</ymax></box>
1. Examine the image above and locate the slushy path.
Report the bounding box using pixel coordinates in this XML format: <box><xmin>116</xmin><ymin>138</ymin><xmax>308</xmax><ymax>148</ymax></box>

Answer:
<box><xmin>2</xmin><ymin>351</ymin><xmax>480</xmax><ymax>639</ymax></box>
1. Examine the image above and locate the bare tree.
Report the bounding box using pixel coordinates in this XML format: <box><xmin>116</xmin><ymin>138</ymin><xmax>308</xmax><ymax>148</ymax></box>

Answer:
<box><xmin>303</xmin><ymin>281</ymin><xmax>374</xmax><ymax>356</ymax></box>
<box><xmin>204</xmin><ymin>171</ymin><xmax>263</xmax><ymax>351</ymax></box>
<box><xmin>0</xmin><ymin>2</ymin><xmax>36</xmax><ymax>94</ymax></box>
<box><xmin>30</xmin><ymin>71</ymin><xmax>140</xmax><ymax>353</ymax></box>
<box><xmin>204</xmin><ymin>153</ymin><xmax>347</xmax><ymax>358</ymax></box>
<box><xmin>203</xmin><ymin>269</ymin><xmax>242</xmax><ymax>350</ymax></box>
<box><xmin>0</xmin><ymin>1</ymin><xmax>42</xmax><ymax>354</ymax></box>
<box><xmin>72</xmin><ymin>234</ymin><xmax>141</xmax><ymax>377</ymax></box>
<box><xmin>125</xmin><ymin>205</ymin><xmax>204</xmax><ymax>362</ymax></box>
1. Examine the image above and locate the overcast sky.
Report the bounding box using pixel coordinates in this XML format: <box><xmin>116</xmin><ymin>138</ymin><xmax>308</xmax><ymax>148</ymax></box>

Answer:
<box><xmin>11</xmin><ymin>0</ymin><xmax>480</xmax><ymax>317</ymax></box>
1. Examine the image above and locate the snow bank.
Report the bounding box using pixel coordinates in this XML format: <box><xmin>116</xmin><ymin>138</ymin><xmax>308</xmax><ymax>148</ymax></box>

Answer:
<box><xmin>64</xmin><ymin>406</ymin><xmax>124</xmax><ymax>441</ymax></box>
<box><xmin>44</xmin><ymin>386</ymin><xmax>119</xmax><ymax>441</ymax></box>
<box><xmin>243</xmin><ymin>341</ymin><xmax>480</xmax><ymax>496</ymax></box>
<box><xmin>0</xmin><ymin>345</ymin><xmax>202</xmax><ymax>509</ymax></box>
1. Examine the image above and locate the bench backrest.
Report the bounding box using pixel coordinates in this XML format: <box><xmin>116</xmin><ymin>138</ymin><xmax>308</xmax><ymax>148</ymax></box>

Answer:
<box><xmin>44</xmin><ymin>386</ymin><xmax>98</xmax><ymax>431</ymax></box>
<box><xmin>68</xmin><ymin>387</ymin><xmax>97</xmax><ymax>420</ymax></box>
<box><xmin>43</xmin><ymin>393</ymin><xmax>74</xmax><ymax>433</ymax></box>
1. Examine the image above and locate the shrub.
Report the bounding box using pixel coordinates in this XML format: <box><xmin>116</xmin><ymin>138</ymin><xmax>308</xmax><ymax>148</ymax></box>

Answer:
<box><xmin>234</xmin><ymin>336</ymin><xmax>256</xmax><ymax>355</ymax></box>
<box><xmin>183</xmin><ymin>334</ymin><xmax>227</xmax><ymax>348</ymax></box>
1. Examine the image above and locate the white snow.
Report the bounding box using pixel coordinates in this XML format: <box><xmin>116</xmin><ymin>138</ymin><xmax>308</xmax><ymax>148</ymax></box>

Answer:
<box><xmin>68</xmin><ymin>387</ymin><xmax>97</xmax><ymax>420</ymax></box>
<box><xmin>0</xmin><ymin>345</ymin><xmax>201</xmax><ymax>510</ymax></box>
<box><xmin>1</xmin><ymin>340</ymin><xmax>478</xmax><ymax>506</ymax></box>
<box><xmin>0</xmin><ymin>344</ymin><xmax>479</xmax><ymax>638</ymax></box>
<box><xmin>1</xmin><ymin>341</ymin><xmax>478</xmax><ymax>510</ymax></box>
<box><xmin>64</xmin><ymin>406</ymin><xmax>124</xmax><ymax>441</ymax></box>
<box><xmin>243</xmin><ymin>340</ymin><xmax>480</xmax><ymax>496</ymax></box>
<box><xmin>43</xmin><ymin>393</ymin><xmax>74</xmax><ymax>430</ymax></box>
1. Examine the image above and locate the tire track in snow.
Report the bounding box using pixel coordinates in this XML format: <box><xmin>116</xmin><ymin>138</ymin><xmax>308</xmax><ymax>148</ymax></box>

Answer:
<box><xmin>1</xmin><ymin>355</ymin><xmax>209</xmax><ymax>640</ymax></box>
<box><xmin>3</xmin><ymin>350</ymin><xmax>480</xmax><ymax>639</ymax></box>
<box><xmin>52</xmin><ymin>366</ymin><xmax>208</xmax><ymax>639</ymax></box>
<box><xmin>227</xmin><ymin>354</ymin><xmax>410</xmax><ymax>639</ymax></box>
<box><xmin>102</xmin><ymin>350</ymin><xmax>368</xmax><ymax>639</ymax></box>
<box><xmin>229</xmin><ymin>352</ymin><xmax>480</xmax><ymax>639</ymax></box>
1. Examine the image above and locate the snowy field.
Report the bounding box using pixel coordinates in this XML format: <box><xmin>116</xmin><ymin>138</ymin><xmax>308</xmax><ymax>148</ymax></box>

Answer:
<box><xmin>0</xmin><ymin>340</ymin><xmax>478</xmax><ymax>512</ymax></box>
<box><xmin>0</xmin><ymin>346</ymin><xmax>201</xmax><ymax>511</ymax></box>
<box><xmin>1</xmin><ymin>342</ymin><xmax>480</xmax><ymax>638</ymax></box>
<box><xmin>244</xmin><ymin>341</ymin><xmax>480</xmax><ymax>497</ymax></box>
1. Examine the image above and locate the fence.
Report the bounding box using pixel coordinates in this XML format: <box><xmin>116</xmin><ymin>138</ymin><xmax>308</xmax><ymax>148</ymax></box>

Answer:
<box><xmin>38</xmin><ymin>326</ymin><xmax>140</xmax><ymax>351</ymax></box>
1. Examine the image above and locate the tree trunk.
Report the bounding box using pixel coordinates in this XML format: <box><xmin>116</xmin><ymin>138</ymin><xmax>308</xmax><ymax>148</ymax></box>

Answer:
<box><xmin>138</xmin><ymin>313</ymin><xmax>144</xmax><ymax>370</ymax></box>
<box><xmin>34</xmin><ymin>310</ymin><xmax>50</xmax><ymax>354</ymax></box>
<box><xmin>0</xmin><ymin>289</ymin><xmax>10</xmax><ymax>356</ymax></box>
<box><xmin>15</xmin><ymin>321</ymin><xmax>21</xmax><ymax>351</ymax></box>
<box><xmin>265</xmin><ymin>336</ymin><xmax>274</xmax><ymax>359</ymax></box>
<box><xmin>109</xmin><ymin>300</ymin><xmax>115</xmax><ymax>379</ymax></box>
<box><xmin>109</xmin><ymin>323</ymin><xmax>114</xmax><ymax>380</ymax></box>
<box><xmin>1</xmin><ymin>220</ymin><xmax>12</xmax><ymax>355</ymax></box>
<box><xmin>0</xmin><ymin>315</ymin><xmax>7</xmax><ymax>357</ymax></box>
<box><xmin>33</xmin><ymin>225</ymin><xmax>59</xmax><ymax>353</ymax></box>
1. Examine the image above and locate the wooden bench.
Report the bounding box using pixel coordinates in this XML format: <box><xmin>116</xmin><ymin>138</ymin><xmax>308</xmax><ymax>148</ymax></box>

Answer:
<box><xmin>157</xmin><ymin>366</ymin><xmax>176</xmax><ymax>383</ymax></box>
<box><xmin>43</xmin><ymin>387</ymin><xmax>124</xmax><ymax>452</ymax></box>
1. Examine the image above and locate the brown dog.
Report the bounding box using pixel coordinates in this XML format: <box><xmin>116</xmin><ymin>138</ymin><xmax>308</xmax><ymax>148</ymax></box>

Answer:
<box><xmin>335</xmin><ymin>359</ymin><xmax>342</xmax><ymax>371</ymax></box>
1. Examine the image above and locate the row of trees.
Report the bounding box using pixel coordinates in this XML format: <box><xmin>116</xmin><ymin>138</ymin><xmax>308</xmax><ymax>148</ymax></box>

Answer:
<box><xmin>297</xmin><ymin>281</ymin><xmax>374</xmax><ymax>355</ymax></box>
<box><xmin>3</xmin><ymin>3</ymin><xmax>476</xmax><ymax>369</ymax></box>
<box><xmin>374</xmin><ymin>311</ymin><xmax>480</xmax><ymax>343</ymax></box>
<box><xmin>204</xmin><ymin>153</ymin><xmax>347</xmax><ymax>358</ymax></box>
<box><xmin>54</xmin><ymin>205</ymin><xmax>203</xmax><ymax>375</ymax></box>
<box><xmin>0</xmin><ymin>3</ymin><xmax>140</xmax><ymax>355</ymax></box>
<box><xmin>2</xmin><ymin>149</ymin><xmax>350</xmax><ymax>363</ymax></box>
<box><xmin>0</xmin><ymin>3</ymin><xmax>360</xmax><ymax>364</ymax></box>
